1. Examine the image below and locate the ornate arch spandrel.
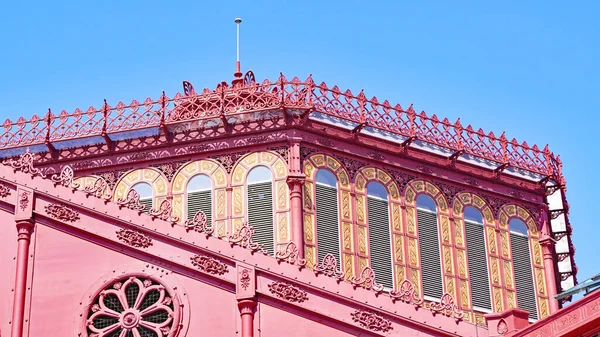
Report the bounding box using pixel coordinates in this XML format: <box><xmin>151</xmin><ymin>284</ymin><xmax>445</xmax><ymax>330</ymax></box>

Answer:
<box><xmin>354</xmin><ymin>167</ymin><xmax>404</xmax><ymax>287</ymax></box>
<box><xmin>170</xmin><ymin>159</ymin><xmax>228</xmax><ymax>236</ymax></box>
<box><xmin>112</xmin><ymin>168</ymin><xmax>169</xmax><ymax>208</ymax></box>
<box><xmin>497</xmin><ymin>204</ymin><xmax>549</xmax><ymax>319</ymax></box>
<box><xmin>452</xmin><ymin>192</ymin><xmax>499</xmax><ymax>319</ymax></box>
<box><xmin>230</xmin><ymin>151</ymin><xmax>290</xmax><ymax>251</ymax></box>
<box><xmin>403</xmin><ymin>180</ymin><xmax>456</xmax><ymax>300</ymax></box>
<box><xmin>302</xmin><ymin>153</ymin><xmax>353</xmax><ymax>278</ymax></box>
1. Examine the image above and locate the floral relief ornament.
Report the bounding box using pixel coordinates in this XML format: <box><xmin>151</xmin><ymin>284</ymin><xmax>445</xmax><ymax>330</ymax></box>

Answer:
<box><xmin>19</xmin><ymin>191</ymin><xmax>29</xmax><ymax>212</ymax></box>
<box><xmin>240</xmin><ymin>268</ymin><xmax>251</xmax><ymax>290</ymax></box>
<box><xmin>45</xmin><ymin>204</ymin><xmax>80</xmax><ymax>222</ymax></box>
<box><xmin>190</xmin><ymin>254</ymin><xmax>228</xmax><ymax>275</ymax></box>
<box><xmin>184</xmin><ymin>210</ymin><xmax>213</xmax><ymax>235</ymax></box>
<box><xmin>50</xmin><ymin>165</ymin><xmax>79</xmax><ymax>188</ymax></box>
<box><xmin>275</xmin><ymin>241</ymin><xmax>306</xmax><ymax>267</ymax></box>
<box><xmin>3</xmin><ymin>148</ymin><xmax>46</xmax><ymax>178</ymax></box>
<box><xmin>429</xmin><ymin>293</ymin><xmax>464</xmax><ymax>322</ymax></box>
<box><xmin>228</xmin><ymin>222</ymin><xmax>267</xmax><ymax>255</ymax></box>
<box><xmin>268</xmin><ymin>282</ymin><xmax>309</xmax><ymax>303</ymax></box>
<box><xmin>349</xmin><ymin>266</ymin><xmax>384</xmax><ymax>293</ymax></box>
<box><xmin>314</xmin><ymin>253</ymin><xmax>344</xmax><ymax>281</ymax></box>
<box><xmin>351</xmin><ymin>310</ymin><xmax>393</xmax><ymax>333</ymax></box>
<box><xmin>389</xmin><ymin>279</ymin><xmax>423</xmax><ymax>307</ymax></box>
<box><xmin>116</xmin><ymin>189</ymin><xmax>147</xmax><ymax>212</ymax></box>
<box><xmin>0</xmin><ymin>183</ymin><xmax>10</xmax><ymax>198</ymax></box>
<box><xmin>116</xmin><ymin>228</ymin><xmax>153</xmax><ymax>249</ymax></box>
<box><xmin>149</xmin><ymin>199</ymin><xmax>180</xmax><ymax>224</ymax></box>
<box><xmin>84</xmin><ymin>176</ymin><xmax>113</xmax><ymax>201</ymax></box>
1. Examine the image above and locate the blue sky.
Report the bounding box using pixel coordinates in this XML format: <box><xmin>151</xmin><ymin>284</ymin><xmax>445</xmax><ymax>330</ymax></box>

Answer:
<box><xmin>0</xmin><ymin>1</ymin><xmax>597</xmax><ymax>288</ymax></box>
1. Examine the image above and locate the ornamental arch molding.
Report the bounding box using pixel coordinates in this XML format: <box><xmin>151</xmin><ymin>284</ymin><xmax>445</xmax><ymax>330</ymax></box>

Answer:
<box><xmin>230</xmin><ymin>151</ymin><xmax>290</xmax><ymax>251</ymax></box>
<box><xmin>75</xmin><ymin>264</ymin><xmax>190</xmax><ymax>337</ymax></box>
<box><xmin>113</xmin><ymin>168</ymin><xmax>169</xmax><ymax>206</ymax></box>
<box><xmin>170</xmin><ymin>159</ymin><xmax>228</xmax><ymax>236</ymax></box>
<box><xmin>403</xmin><ymin>179</ymin><xmax>456</xmax><ymax>300</ymax></box>
<box><xmin>353</xmin><ymin>166</ymin><xmax>403</xmax><ymax>287</ymax></box>
<box><xmin>302</xmin><ymin>153</ymin><xmax>354</xmax><ymax>278</ymax></box>
<box><xmin>497</xmin><ymin>204</ymin><xmax>549</xmax><ymax>319</ymax></box>
<box><xmin>452</xmin><ymin>192</ymin><xmax>498</xmax><ymax>322</ymax></box>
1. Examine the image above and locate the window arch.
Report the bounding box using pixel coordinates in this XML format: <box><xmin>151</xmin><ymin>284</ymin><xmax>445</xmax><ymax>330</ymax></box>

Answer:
<box><xmin>366</xmin><ymin>182</ymin><xmax>393</xmax><ymax>289</ymax></box>
<box><xmin>315</xmin><ymin>169</ymin><xmax>341</xmax><ymax>265</ymax></box>
<box><xmin>247</xmin><ymin>166</ymin><xmax>275</xmax><ymax>255</ymax></box>
<box><xmin>510</xmin><ymin>218</ymin><xmax>538</xmax><ymax>320</ymax></box>
<box><xmin>416</xmin><ymin>194</ymin><xmax>443</xmax><ymax>299</ymax></box>
<box><xmin>186</xmin><ymin>174</ymin><xmax>212</xmax><ymax>225</ymax></box>
<box><xmin>132</xmin><ymin>182</ymin><xmax>153</xmax><ymax>213</ymax></box>
<box><xmin>464</xmin><ymin>206</ymin><xmax>492</xmax><ymax>311</ymax></box>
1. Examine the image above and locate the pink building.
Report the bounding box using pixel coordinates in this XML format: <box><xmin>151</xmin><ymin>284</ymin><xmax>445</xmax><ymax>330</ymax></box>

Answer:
<box><xmin>0</xmin><ymin>68</ymin><xmax>596</xmax><ymax>337</ymax></box>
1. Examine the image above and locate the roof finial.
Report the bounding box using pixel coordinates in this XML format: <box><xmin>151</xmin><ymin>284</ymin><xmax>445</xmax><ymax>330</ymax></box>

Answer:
<box><xmin>232</xmin><ymin>17</ymin><xmax>243</xmax><ymax>86</ymax></box>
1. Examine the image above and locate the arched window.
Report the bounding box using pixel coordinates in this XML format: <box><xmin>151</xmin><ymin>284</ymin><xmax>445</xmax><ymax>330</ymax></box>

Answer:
<box><xmin>247</xmin><ymin>166</ymin><xmax>274</xmax><ymax>255</ymax></box>
<box><xmin>133</xmin><ymin>182</ymin><xmax>153</xmax><ymax>214</ymax></box>
<box><xmin>464</xmin><ymin>206</ymin><xmax>491</xmax><ymax>311</ymax></box>
<box><xmin>187</xmin><ymin>174</ymin><xmax>212</xmax><ymax>225</ymax></box>
<box><xmin>366</xmin><ymin>182</ymin><xmax>393</xmax><ymax>289</ymax></box>
<box><xmin>315</xmin><ymin>169</ymin><xmax>341</xmax><ymax>265</ymax></box>
<box><xmin>510</xmin><ymin>218</ymin><xmax>537</xmax><ymax>320</ymax></box>
<box><xmin>416</xmin><ymin>194</ymin><xmax>443</xmax><ymax>299</ymax></box>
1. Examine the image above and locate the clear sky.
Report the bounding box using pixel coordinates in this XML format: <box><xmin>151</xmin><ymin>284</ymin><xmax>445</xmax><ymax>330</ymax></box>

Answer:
<box><xmin>0</xmin><ymin>1</ymin><xmax>598</xmax><ymax>290</ymax></box>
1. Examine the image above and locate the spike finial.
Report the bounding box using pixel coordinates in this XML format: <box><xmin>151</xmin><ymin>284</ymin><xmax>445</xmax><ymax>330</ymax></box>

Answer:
<box><xmin>232</xmin><ymin>18</ymin><xmax>243</xmax><ymax>86</ymax></box>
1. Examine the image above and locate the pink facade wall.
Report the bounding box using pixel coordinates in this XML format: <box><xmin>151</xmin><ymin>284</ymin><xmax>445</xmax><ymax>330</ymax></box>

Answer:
<box><xmin>0</xmin><ymin>209</ymin><xmax>18</xmax><ymax>336</ymax></box>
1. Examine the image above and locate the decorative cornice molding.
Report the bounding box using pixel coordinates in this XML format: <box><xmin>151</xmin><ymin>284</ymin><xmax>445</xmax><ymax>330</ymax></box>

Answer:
<box><xmin>116</xmin><ymin>228</ymin><xmax>153</xmax><ymax>249</ymax></box>
<box><xmin>190</xmin><ymin>254</ymin><xmax>229</xmax><ymax>275</ymax></box>
<box><xmin>351</xmin><ymin>310</ymin><xmax>393</xmax><ymax>333</ymax></box>
<box><xmin>268</xmin><ymin>282</ymin><xmax>309</xmax><ymax>303</ymax></box>
<box><xmin>45</xmin><ymin>203</ymin><xmax>80</xmax><ymax>222</ymax></box>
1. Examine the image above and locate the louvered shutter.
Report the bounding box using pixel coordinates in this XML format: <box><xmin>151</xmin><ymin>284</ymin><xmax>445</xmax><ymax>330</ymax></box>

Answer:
<box><xmin>140</xmin><ymin>198</ymin><xmax>152</xmax><ymax>214</ymax></box>
<box><xmin>367</xmin><ymin>197</ymin><xmax>393</xmax><ymax>289</ymax></box>
<box><xmin>511</xmin><ymin>233</ymin><xmax>538</xmax><ymax>320</ymax></box>
<box><xmin>187</xmin><ymin>190</ymin><xmax>212</xmax><ymax>225</ymax></box>
<box><xmin>465</xmin><ymin>221</ymin><xmax>492</xmax><ymax>310</ymax></box>
<box><xmin>417</xmin><ymin>209</ymin><xmax>443</xmax><ymax>299</ymax></box>
<box><xmin>248</xmin><ymin>182</ymin><xmax>274</xmax><ymax>255</ymax></box>
<box><xmin>315</xmin><ymin>184</ymin><xmax>341</xmax><ymax>265</ymax></box>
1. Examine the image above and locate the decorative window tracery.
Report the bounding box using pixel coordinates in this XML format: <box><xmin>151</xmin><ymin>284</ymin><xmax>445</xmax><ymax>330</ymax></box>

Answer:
<box><xmin>84</xmin><ymin>276</ymin><xmax>182</xmax><ymax>337</ymax></box>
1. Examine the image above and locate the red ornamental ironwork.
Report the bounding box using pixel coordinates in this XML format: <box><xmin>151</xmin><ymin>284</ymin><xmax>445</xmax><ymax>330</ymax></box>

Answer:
<box><xmin>349</xmin><ymin>266</ymin><xmax>384</xmax><ymax>293</ymax></box>
<box><xmin>50</xmin><ymin>165</ymin><xmax>79</xmax><ymax>188</ymax></box>
<box><xmin>268</xmin><ymin>282</ymin><xmax>309</xmax><ymax>303</ymax></box>
<box><xmin>228</xmin><ymin>222</ymin><xmax>267</xmax><ymax>255</ymax></box>
<box><xmin>3</xmin><ymin>148</ymin><xmax>46</xmax><ymax>178</ymax></box>
<box><xmin>184</xmin><ymin>210</ymin><xmax>213</xmax><ymax>235</ymax></box>
<box><xmin>116</xmin><ymin>228</ymin><xmax>153</xmax><ymax>249</ymax></box>
<box><xmin>45</xmin><ymin>204</ymin><xmax>80</xmax><ymax>222</ymax></box>
<box><xmin>149</xmin><ymin>199</ymin><xmax>180</xmax><ymax>224</ymax></box>
<box><xmin>429</xmin><ymin>293</ymin><xmax>464</xmax><ymax>322</ymax></box>
<box><xmin>0</xmin><ymin>183</ymin><xmax>11</xmax><ymax>198</ymax></box>
<box><xmin>275</xmin><ymin>241</ymin><xmax>306</xmax><ymax>267</ymax></box>
<box><xmin>116</xmin><ymin>189</ymin><xmax>146</xmax><ymax>212</ymax></box>
<box><xmin>0</xmin><ymin>74</ymin><xmax>563</xmax><ymax>183</ymax></box>
<box><xmin>83</xmin><ymin>176</ymin><xmax>112</xmax><ymax>201</ymax></box>
<box><xmin>314</xmin><ymin>254</ymin><xmax>344</xmax><ymax>281</ymax></box>
<box><xmin>350</xmin><ymin>310</ymin><xmax>393</xmax><ymax>333</ymax></box>
<box><xmin>389</xmin><ymin>279</ymin><xmax>423</xmax><ymax>307</ymax></box>
<box><xmin>190</xmin><ymin>254</ymin><xmax>228</xmax><ymax>275</ymax></box>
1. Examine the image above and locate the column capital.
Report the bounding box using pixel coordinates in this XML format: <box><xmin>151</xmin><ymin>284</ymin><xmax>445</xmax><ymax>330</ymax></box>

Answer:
<box><xmin>286</xmin><ymin>174</ymin><xmax>306</xmax><ymax>186</ymax></box>
<box><xmin>237</xmin><ymin>299</ymin><xmax>257</xmax><ymax>314</ymax></box>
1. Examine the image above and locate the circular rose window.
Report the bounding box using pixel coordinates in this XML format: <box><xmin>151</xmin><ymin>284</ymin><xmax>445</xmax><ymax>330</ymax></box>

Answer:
<box><xmin>85</xmin><ymin>276</ymin><xmax>181</xmax><ymax>337</ymax></box>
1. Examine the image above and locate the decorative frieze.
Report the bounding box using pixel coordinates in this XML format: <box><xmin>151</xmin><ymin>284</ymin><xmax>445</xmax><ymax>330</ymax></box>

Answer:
<box><xmin>275</xmin><ymin>242</ymin><xmax>306</xmax><ymax>267</ymax></box>
<box><xmin>268</xmin><ymin>282</ymin><xmax>309</xmax><ymax>303</ymax></box>
<box><xmin>45</xmin><ymin>204</ymin><xmax>80</xmax><ymax>222</ymax></box>
<box><xmin>83</xmin><ymin>176</ymin><xmax>112</xmax><ymax>201</ymax></box>
<box><xmin>116</xmin><ymin>228</ymin><xmax>153</xmax><ymax>249</ymax></box>
<box><xmin>351</xmin><ymin>310</ymin><xmax>393</xmax><ymax>333</ymax></box>
<box><xmin>3</xmin><ymin>149</ymin><xmax>46</xmax><ymax>178</ymax></box>
<box><xmin>190</xmin><ymin>254</ymin><xmax>228</xmax><ymax>275</ymax></box>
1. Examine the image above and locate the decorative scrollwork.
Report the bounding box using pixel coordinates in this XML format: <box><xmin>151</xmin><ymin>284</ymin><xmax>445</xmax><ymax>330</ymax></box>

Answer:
<box><xmin>497</xmin><ymin>319</ymin><xmax>508</xmax><ymax>335</ymax></box>
<box><xmin>275</xmin><ymin>242</ymin><xmax>306</xmax><ymax>267</ymax></box>
<box><xmin>3</xmin><ymin>148</ymin><xmax>46</xmax><ymax>178</ymax></box>
<box><xmin>0</xmin><ymin>183</ymin><xmax>11</xmax><ymax>198</ymax></box>
<box><xmin>429</xmin><ymin>293</ymin><xmax>464</xmax><ymax>321</ymax></box>
<box><xmin>84</xmin><ymin>176</ymin><xmax>112</xmax><ymax>201</ymax></box>
<box><xmin>389</xmin><ymin>279</ymin><xmax>423</xmax><ymax>307</ymax></box>
<box><xmin>149</xmin><ymin>199</ymin><xmax>180</xmax><ymax>224</ymax></box>
<box><xmin>116</xmin><ymin>189</ymin><xmax>146</xmax><ymax>212</ymax></box>
<box><xmin>268</xmin><ymin>282</ymin><xmax>308</xmax><ymax>303</ymax></box>
<box><xmin>184</xmin><ymin>210</ymin><xmax>213</xmax><ymax>235</ymax></box>
<box><xmin>190</xmin><ymin>254</ymin><xmax>228</xmax><ymax>275</ymax></box>
<box><xmin>313</xmin><ymin>253</ymin><xmax>344</xmax><ymax>281</ymax></box>
<box><xmin>50</xmin><ymin>165</ymin><xmax>79</xmax><ymax>188</ymax></box>
<box><xmin>228</xmin><ymin>222</ymin><xmax>267</xmax><ymax>255</ymax></box>
<box><xmin>349</xmin><ymin>266</ymin><xmax>384</xmax><ymax>293</ymax></box>
<box><xmin>116</xmin><ymin>228</ymin><xmax>153</xmax><ymax>249</ymax></box>
<box><xmin>45</xmin><ymin>204</ymin><xmax>80</xmax><ymax>222</ymax></box>
<box><xmin>243</xmin><ymin>70</ymin><xmax>256</xmax><ymax>86</ymax></box>
<box><xmin>351</xmin><ymin>310</ymin><xmax>393</xmax><ymax>332</ymax></box>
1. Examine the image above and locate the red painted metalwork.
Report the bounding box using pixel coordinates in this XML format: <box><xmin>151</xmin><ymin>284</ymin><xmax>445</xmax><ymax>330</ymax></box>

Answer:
<box><xmin>0</xmin><ymin>74</ymin><xmax>563</xmax><ymax>182</ymax></box>
<box><xmin>11</xmin><ymin>221</ymin><xmax>33</xmax><ymax>337</ymax></box>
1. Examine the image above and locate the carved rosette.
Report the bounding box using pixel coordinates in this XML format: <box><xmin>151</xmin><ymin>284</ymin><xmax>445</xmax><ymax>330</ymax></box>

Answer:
<box><xmin>313</xmin><ymin>253</ymin><xmax>344</xmax><ymax>281</ymax></box>
<box><xmin>184</xmin><ymin>210</ymin><xmax>213</xmax><ymax>235</ymax></box>
<box><xmin>0</xmin><ymin>183</ymin><xmax>11</xmax><ymax>198</ymax></box>
<box><xmin>240</xmin><ymin>269</ymin><xmax>251</xmax><ymax>290</ymax></box>
<box><xmin>149</xmin><ymin>199</ymin><xmax>180</xmax><ymax>224</ymax></box>
<box><xmin>19</xmin><ymin>190</ymin><xmax>29</xmax><ymax>211</ymax></box>
<box><xmin>350</xmin><ymin>266</ymin><xmax>384</xmax><ymax>293</ymax></box>
<box><xmin>50</xmin><ymin>165</ymin><xmax>79</xmax><ymax>188</ymax></box>
<box><xmin>275</xmin><ymin>241</ymin><xmax>306</xmax><ymax>267</ymax></box>
<box><xmin>268</xmin><ymin>282</ymin><xmax>308</xmax><ymax>303</ymax></box>
<box><xmin>190</xmin><ymin>255</ymin><xmax>228</xmax><ymax>275</ymax></box>
<box><xmin>429</xmin><ymin>293</ymin><xmax>464</xmax><ymax>321</ymax></box>
<box><xmin>45</xmin><ymin>204</ymin><xmax>80</xmax><ymax>222</ymax></box>
<box><xmin>116</xmin><ymin>189</ymin><xmax>146</xmax><ymax>212</ymax></box>
<box><xmin>228</xmin><ymin>222</ymin><xmax>267</xmax><ymax>255</ymax></box>
<box><xmin>84</xmin><ymin>176</ymin><xmax>112</xmax><ymax>201</ymax></box>
<box><xmin>3</xmin><ymin>148</ymin><xmax>46</xmax><ymax>178</ymax></box>
<box><xmin>389</xmin><ymin>279</ymin><xmax>423</xmax><ymax>307</ymax></box>
<box><xmin>351</xmin><ymin>310</ymin><xmax>393</xmax><ymax>333</ymax></box>
<box><xmin>116</xmin><ymin>229</ymin><xmax>153</xmax><ymax>249</ymax></box>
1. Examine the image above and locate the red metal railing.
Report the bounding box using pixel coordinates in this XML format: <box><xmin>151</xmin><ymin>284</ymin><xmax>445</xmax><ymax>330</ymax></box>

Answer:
<box><xmin>0</xmin><ymin>74</ymin><xmax>563</xmax><ymax>181</ymax></box>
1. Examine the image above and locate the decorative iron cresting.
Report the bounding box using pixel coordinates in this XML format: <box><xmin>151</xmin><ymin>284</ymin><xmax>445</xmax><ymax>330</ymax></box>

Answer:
<box><xmin>3</xmin><ymin>149</ymin><xmax>46</xmax><ymax>178</ymax></box>
<box><xmin>228</xmin><ymin>222</ymin><xmax>267</xmax><ymax>255</ymax></box>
